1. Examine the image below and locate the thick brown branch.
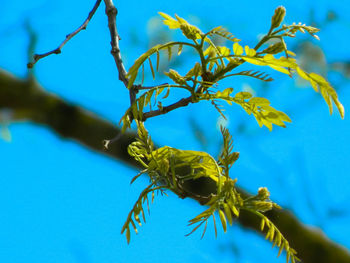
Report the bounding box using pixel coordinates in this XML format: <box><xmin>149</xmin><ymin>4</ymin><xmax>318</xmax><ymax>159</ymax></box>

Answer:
<box><xmin>27</xmin><ymin>0</ymin><xmax>102</xmax><ymax>68</ymax></box>
<box><xmin>0</xmin><ymin>70</ymin><xmax>138</xmax><ymax>167</ymax></box>
<box><xmin>1</xmin><ymin>70</ymin><xmax>349</xmax><ymax>263</ymax></box>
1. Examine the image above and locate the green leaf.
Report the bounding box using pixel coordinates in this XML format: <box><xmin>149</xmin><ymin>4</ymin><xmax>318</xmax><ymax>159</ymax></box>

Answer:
<box><xmin>296</xmin><ymin>68</ymin><xmax>345</xmax><ymax>118</ymax></box>
<box><xmin>204</xmin><ymin>46</ymin><xmax>216</xmax><ymax>58</ymax></box>
<box><xmin>201</xmin><ymin>220</ymin><xmax>208</xmax><ymax>239</ymax></box>
<box><xmin>145</xmin><ymin>90</ymin><xmax>154</xmax><ymax>107</ymax></box>
<box><xmin>287</xmin><ymin>50</ymin><xmax>296</xmax><ymax>57</ymax></box>
<box><xmin>148</xmin><ymin>58</ymin><xmax>155</xmax><ymax>79</ymax></box>
<box><xmin>155</xmin><ymin>87</ymin><xmax>165</xmax><ymax>99</ymax></box>
<box><xmin>185</xmin><ymin>220</ymin><xmax>205</xmax><ymax>236</ymax></box>
<box><xmin>126</xmin><ymin>226</ymin><xmax>131</xmax><ymax>244</ymax></box>
<box><xmin>262</xmin><ymin>42</ymin><xmax>285</xmax><ymax>54</ymax></box>
<box><xmin>156</xmin><ymin>51</ymin><xmax>160</xmax><ymax>71</ymax></box>
<box><xmin>126</xmin><ymin>42</ymin><xmax>189</xmax><ymax>89</ymax></box>
<box><xmin>260</xmin><ymin>218</ymin><xmax>266</xmax><ymax>231</ymax></box>
<box><xmin>178</xmin><ymin>44</ymin><xmax>183</xmax><ymax>55</ymax></box>
<box><xmin>162</xmin><ymin>86</ymin><xmax>171</xmax><ymax>99</ymax></box>
<box><xmin>131</xmin><ymin>216</ymin><xmax>139</xmax><ymax>229</ymax></box>
<box><xmin>244</xmin><ymin>45</ymin><xmax>256</xmax><ymax>57</ymax></box>
<box><xmin>241</xmin><ymin>54</ymin><xmax>297</xmax><ymax>76</ymax></box>
<box><xmin>249</xmin><ymin>97</ymin><xmax>270</xmax><ymax>106</ymax></box>
<box><xmin>277</xmin><ymin>242</ymin><xmax>285</xmax><ymax>257</ymax></box>
<box><xmin>199</xmin><ymin>89</ymin><xmax>291</xmax><ymax>131</ymax></box>
<box><xmin>216</xmin><ymin>87</ymin><xmax>234</xmax><ymax>100</ymax></box>
<box><xmin>130</xmin><ymin>170</ymin><xmax>147</xmax><ymax>184</ymax></box>
<box><xmin>185</xmin><ymin>62</ymin><xmax>202</xmax><ymax>80</ymax></box>
<box><xmin>233</xmin><ymin>43</ymin><xmax>243</xmax><ymax>56</ymax></box>
<box><xmin>228</xmin><ymin>70</ymin><xmax>273</xmax><ymax>82</ymax></box>
<box><xmin>164</xmin><ymin>69</ymin><xmax>186</xmax><ymax>85</ymax></box>
<box><xmin>127</xmin><ymin>44</ymin><xmax>161</xmax><ymax>89</ymax></box>
<box><xmin>165</xmin><ymin>46</ymin><xmax>171</xmax><ymax>61</ymax></box>
<box><xmin>159</xmin><ymin>13</ymin><xmax>202</xmax><ymax>40</ymax></box>
<box><xmin>230</xmin><ymin>204</ymin><xmax>239</xmax><ymax>217</ymax></box>
<box><xmin>141</xmin><ymin>64</ymin><xmax>145</xmax><ymax>85</ymax></box>
<box><xmin>150</xmin><ymin>146</ymin><xmax>222</xmax><ymax>183</ymax></box>
<box><xmin>235</xmin><ymin>91</ymin><xmax>253</xmax><ymax>100</ymax></box>
<box><xmin>218</xmin><ymin>209</ymin><xmax>227</xmax><ymax>232</ymax></box>
<box><xmin>223</xmin><ymin>204</ymin><xmax>233</xmax><ymax>226</ymax></box>
<box><xmin>209</xmin><ymin>26</ymin><xmax>240</xmax><ymax>42</ymax></box>
<box><xmin>159</xmin><ymin>12</ymin><xmax>180</xmax><ymax>29</ymax></box>
<box><xmin>218</xmin><ymin>46</ymin><xmax>231</xmax><ymax>57</ymax></box>
<box><xmin>212</xmin><ymin>214</ymin><xmax>218</xmax><ymax>238</ymax></box>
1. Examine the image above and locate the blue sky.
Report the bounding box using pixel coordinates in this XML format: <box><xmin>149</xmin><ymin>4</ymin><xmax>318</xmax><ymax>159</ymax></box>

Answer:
<box><xmin>1</xmin><ymin>0</ymin><xmax>350</xmax><ymax>262</ymax></box>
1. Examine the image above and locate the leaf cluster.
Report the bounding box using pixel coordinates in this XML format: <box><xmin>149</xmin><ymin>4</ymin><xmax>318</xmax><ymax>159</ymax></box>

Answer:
<box><xmin>120</xmin><ymin>6</ymin><xmax>346</xmax><ymax>263</ymax></box>
<box><xmin>121</xmin><ymin>8</ymin><xmax>344</xmax><ymax>132</ymax></box>
<box><xmin>124</xmin><ymin>123</ymin><xmax>299</xmax><ymax>262</ymax></box>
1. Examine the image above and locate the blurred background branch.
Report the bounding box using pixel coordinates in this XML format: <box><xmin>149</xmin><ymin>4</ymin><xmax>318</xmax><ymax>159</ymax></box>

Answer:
<box><xmin>1</xmin><ymin>2</ymin><xmax>349</xmax><ymax>263</ymax></box>
<box><xmin>0</xmin><ymin>68</ymin><xmax>349</xmax><ymax>262</ymax></box>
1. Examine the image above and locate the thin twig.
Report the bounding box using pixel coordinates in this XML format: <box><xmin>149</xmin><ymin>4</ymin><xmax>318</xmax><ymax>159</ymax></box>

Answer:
<box><xmin>103</xmin><ymin>0</ymin><xmax>134</xmax><ymax>103</ymax></box>
<box><xmin>24</xmin><ymin>20</ymin><xmax>38</xmax><ymax>79</ymax></box>
<box><xmin>27</xmin><ymin>0</ymin><xmax>102</xmax><ymax>68</ymax></box>
<box><xmin>103</xmin><ymin>0</ymin><xmax>138</xmax><ymax>148</ymax></box>
<box><xmin>142</xmin><ymin>96</ymin><xmax>192</xmax><ymax>121</ymax></box>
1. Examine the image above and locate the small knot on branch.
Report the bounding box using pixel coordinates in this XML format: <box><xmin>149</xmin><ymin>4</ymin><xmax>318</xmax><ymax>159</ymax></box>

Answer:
<box><xmin>111</xmin><ymin>46</ymin><xmax>119</xmax><ymax>54</ymax></box>
<box><xmin>105</xmin><ymin>6</ymin><xmax>117</xmax><ymax>16</ymax></box>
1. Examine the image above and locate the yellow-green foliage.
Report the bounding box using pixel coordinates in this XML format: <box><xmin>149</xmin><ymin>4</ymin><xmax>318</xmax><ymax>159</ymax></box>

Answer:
<box><xmin>123</xmin><ymin>122</ymin><xmax>299</xmax><ymax>262</ymax></box>
<box><xmin>121</xmin><ymin>6</ymin><xmax>345</xmax><ymax>263</ymax></box>
<box><xmin>121</xmin><ymin>7</ymin><xmax>343</xmax><ymax>133</ymax></box>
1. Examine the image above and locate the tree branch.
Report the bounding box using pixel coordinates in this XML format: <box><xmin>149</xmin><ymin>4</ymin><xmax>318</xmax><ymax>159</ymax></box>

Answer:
<box><xmin>103</xmin><ymin>0</ymin><xmax>135</xmax><ymax>105</ymax></box>
<box><xmin>27</xmin><ymin>0</ymin><xmax>102</xmax><ymax>68</ymax></box>
<box><xmin>143</xmin><ymin>96</ymin><xmax>192</xmax><ymax>121</ymax></box>
<box><xmin>1</xmin><ymin>69</ymin><xmax>349</xmax><ymax>263</ymax></box>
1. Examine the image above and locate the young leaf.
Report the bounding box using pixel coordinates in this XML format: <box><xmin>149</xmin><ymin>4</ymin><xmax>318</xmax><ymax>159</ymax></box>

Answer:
<box><xmin>148</xmin><ymin>58</ymin><xmax>155</xmax><ymax>80</ymax></box>
<box><xmin>223</xmin><ymin>204</ymin><xmax>233</xmax><ymax>226</ymax></box>
<box><xmin>156</xmin><ymin>51</ymin><xmax>160</xmax><ymax>71</ymax></box>
<box><xmin>209</xmin><ymin>26</ymin><xmax>240</xmax><ymax>42</ymax></box>
<box><xmin>212</xmin><ymin>214</ymin><xmax>218</xmax><ymax>238</ymax></box>
<box><xmin>167</xmin><ymin>46</ymin><xmax>172</xmax><ymax>61</ymax></box>
<box><xmin>227</xmin><ymin>70</ymin><xmax>273</xmax><ymax>82</ymax></box>
<box><xmin>241</xmin><ymin>54</ymin><xmax>297</xmax><ymax>76</ymax></box>
<box><xmin>233</xmin><ymin>43</ymin><xmax>243</xmax><ymax>56</ymax></box>
<box><xmin>201</xmin><ymin>220</ymin><xmax>208</xmax><ymax>239</ymax></box>
<box><xmin>162</xmin><ymin>87</ymin><xmax>171</xmax><ymax>99</ymax></box>
<box><xmin>127</xmin><ymin>44</ymin><xmax>161</xmax><ymax>89</ymax></box>
<box><xmin>296</xmin><ymin>68</ymin><xmax>345</xmax><ymax>118</ymax></box>
<box><xmin>262</xmin><ymin>42</ymin><xmax>285</xmax><ymax>54</ymax></box>
<box><xmin>178</xmin><ymin>44</ymin><xmax>183</xmax><ymax>55</ymax></box>
<box><xmin>164</xmin><ymin>69</ymin><xmax>186</xmax><ymax>85</ymax></box>
<box><xmin>218</xmin><ymin>209</ymin><xmax>227</xmax><ymax>232</ymax></box>
<box><xmin>244</xmin><ymin>45</ymin><xmax>256</xmax><ymax>57</ymax></box>
<box><xmin>185</xmin><ymin>62</ymin><xmax>202</xmax><ymax>80</ymax></box>
<box><xmin>158</xmin><ymin>12</ymin><xmax>180</xmax><ymax>29</ymax></box>
<box><xmin>126</xmin><ymin>226</ymin><xmax>131</xmax><ymax>244</ymax></box>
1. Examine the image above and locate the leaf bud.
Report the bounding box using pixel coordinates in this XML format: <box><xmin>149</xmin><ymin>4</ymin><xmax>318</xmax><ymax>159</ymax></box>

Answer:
<box><xmin>180</xmin><ymin>24</ymin><xmax>201</xmax><ymax>40</ymax></box>
<box><xmin>253</xmin><ymin>201</ymin><xmax>273</xmax><ymax>212</ymax></box>
<box><xmin>258</xmin><ymin>187</ymin><xmax>270</xmax><ymax>199</ymax></box>
<box><xmin>271</xmin><ymin>6</ymin><xmax>286</xmax><ymax>29</ymax></box>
